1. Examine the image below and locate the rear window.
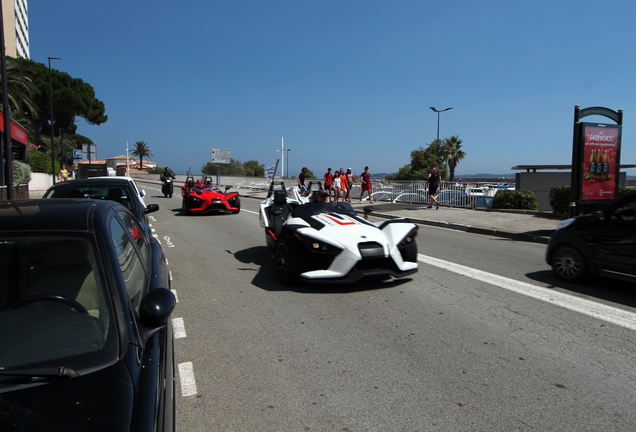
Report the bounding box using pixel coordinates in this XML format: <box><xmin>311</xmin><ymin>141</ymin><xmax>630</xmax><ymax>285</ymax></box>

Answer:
<box><xmin>45</xmin><ymin>184</ymin><xmax>137</xmax><ymax>212</ymax></box>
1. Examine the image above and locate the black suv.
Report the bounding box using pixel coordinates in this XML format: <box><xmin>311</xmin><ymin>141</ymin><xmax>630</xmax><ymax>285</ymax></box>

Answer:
<box><xmin>546</xmin><ymin>191</ymin><xmax>636</xmax><ymax>282</ymax></box>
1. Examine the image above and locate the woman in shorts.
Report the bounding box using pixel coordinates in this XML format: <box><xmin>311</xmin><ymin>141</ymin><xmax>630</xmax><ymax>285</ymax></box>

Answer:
<box><xmin>333</xmin><ymin>171</ymin><xmax>342</xmax><ymax>202</ymax></box>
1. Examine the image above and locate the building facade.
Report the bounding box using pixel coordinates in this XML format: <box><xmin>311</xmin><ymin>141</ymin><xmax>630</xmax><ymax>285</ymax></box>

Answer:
<box><xmin>2</xmin><ymin>0</ymin><xmax>29</xmax><ymax>59</ymax></box>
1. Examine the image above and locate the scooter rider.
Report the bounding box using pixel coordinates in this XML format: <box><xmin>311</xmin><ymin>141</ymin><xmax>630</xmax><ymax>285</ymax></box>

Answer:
<box><xmin>161</xmin><ymin>167</ymin><xmax>176</xmax><ymax>197</ymax></box>
<box><xmin>160</xmin><ymin>167</ymin><xmax>175</xmax><ymax>182</ymax></box>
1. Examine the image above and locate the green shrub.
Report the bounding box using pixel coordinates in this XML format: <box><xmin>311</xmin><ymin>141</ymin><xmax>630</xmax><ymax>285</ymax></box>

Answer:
<box><xmin>28</xmin><ymin>147</ymin><xmax>59</xmax><ymax>174</ymax></box>
<box><xmin>549</xmin><ymin>186</ymin><xmax>570</xmax><ymax>215</ymax></box>
<box><xmin>549</xmin><ymin>186</ymin><xmax>635</xmax><ymax>215</ymax></box>
<box><xmin>12</xmin><ymin>160</ymin><xmax>32</xmax><ymax>185</ymax></box>
<box><xmin>148</xmin><ymin>166</ymin><xmax>165</xmax><ymax>174</ymax></box>
<box><xmin>492</xmin><ymin>190</ymin><xmax>538</xmax><ymax>210</ymax></box>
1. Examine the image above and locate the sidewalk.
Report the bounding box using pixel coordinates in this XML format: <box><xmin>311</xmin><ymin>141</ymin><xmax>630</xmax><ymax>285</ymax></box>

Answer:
<box><xmin>241</xmin><ymin>190</ymin><xmax>561</xmax><ymax>244</ymax></box>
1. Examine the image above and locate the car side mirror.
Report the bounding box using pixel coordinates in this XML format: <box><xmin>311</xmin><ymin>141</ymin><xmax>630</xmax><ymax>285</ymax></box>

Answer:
<box><xmin>145</xmin><ymin>203</ymin><xmax>159</xmax><ymax>214</ymax></box>
<box><xmin>363</xmin><ymin>206</ymin><xmax>374</xmax><ymax>220</ymax></box>
<box><xmin>225</xmin><ymin>185</ymin><xmax>231</xmax><ymax>192</ymax></box>
<box><xmin>140</xmin><ymin>287</ymin><xmax>176</xmax><ymax>329</ymax></box>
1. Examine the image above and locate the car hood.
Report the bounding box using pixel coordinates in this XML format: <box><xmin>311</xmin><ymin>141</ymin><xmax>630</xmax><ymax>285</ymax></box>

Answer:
<box><xmin>0</xmin><ymin>362</ymin><xmax>134</xmax><ymax>431</ymax></box>
<box><xmin>294</xmin><ymin>212</ymin><xmax>394</xmax><ymax>250</ymax></box>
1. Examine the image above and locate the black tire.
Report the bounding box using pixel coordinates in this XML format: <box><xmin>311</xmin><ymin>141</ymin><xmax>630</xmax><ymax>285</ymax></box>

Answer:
<box><xmin>169</xmin><ymin>192</ymin><xmax>172</xmax><ymax>198</ymax></box>
<box><xmin>182</xmin><ymin>199</ymin><xmax>190</xmax><ymax>215</ymax></box>
<box><xmin>402</xmin><ymin>239</ymin><xmax>418</xmax><ymax>262</ymax></box>
<box><xmin>231</xmin><ymin>196</ymin><xmax>241</xmax><ymax>214</ymax></box>
<box><xmin>266</xmin><ymin>229</ymin><xmax>276</xmax><ymax>252</ymax></box>
<box><xmin>550</xmin><ymin>245</ymin><xmax>587</xmax><ymax>282</ymax></box>
<box><xmin>275</xmin><ymin>236</ymin><xmax>304</xmax><ymax>286</ymax></box>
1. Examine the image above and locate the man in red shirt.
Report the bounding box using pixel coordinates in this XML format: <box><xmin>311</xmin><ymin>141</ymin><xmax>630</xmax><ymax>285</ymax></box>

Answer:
<box><xmin>359</xmin><ymin>166</ymin><xmax>373</xmax><ymax>203</ymax></box>
<box><xmin>323</xmin><ymin>168</ymin><xmax>334</xmax><ymax>202</ymax></box>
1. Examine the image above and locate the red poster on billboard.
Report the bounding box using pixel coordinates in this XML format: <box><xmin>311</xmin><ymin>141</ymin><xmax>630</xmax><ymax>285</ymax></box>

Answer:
<box><xmin>580</xmin><ymin>124</ymin><xmax>620</xmax><ymax>201</ymax></box>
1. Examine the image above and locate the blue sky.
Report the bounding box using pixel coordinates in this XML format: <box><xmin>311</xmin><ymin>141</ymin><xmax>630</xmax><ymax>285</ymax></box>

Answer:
<box><xmin>29</xmin><ymin>0</ymin><xmax>636</xmax><ymax>177</ymax></box>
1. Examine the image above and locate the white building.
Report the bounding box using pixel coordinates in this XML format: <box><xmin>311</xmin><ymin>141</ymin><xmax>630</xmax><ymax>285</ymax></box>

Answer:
<box><xmin>2</xmin><ymin>0</ymin><xmax>29</xmax><ymax>59</ymax></box>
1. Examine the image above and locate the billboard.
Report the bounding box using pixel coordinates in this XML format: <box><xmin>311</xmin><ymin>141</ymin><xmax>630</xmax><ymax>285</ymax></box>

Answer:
<box><xmin>579</xmin><ymin>123</ymin><xmax>621</xmax><ymax>201</ymax></box>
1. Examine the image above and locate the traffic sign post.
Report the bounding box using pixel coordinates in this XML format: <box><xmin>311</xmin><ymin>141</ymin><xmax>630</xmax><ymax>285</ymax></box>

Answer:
<box><xmin>211</xmin><ymin>147</ymin><xmax>231</xmax><ymax>184</ymax></box>
<box><xmin>210</xmin><ymin>147</ymin><xmax>231</xmax><ymax>164</ymax></box>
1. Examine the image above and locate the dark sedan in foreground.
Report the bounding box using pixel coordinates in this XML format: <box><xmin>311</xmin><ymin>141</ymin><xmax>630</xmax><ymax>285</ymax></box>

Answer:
<box><xmin>546</xmin><ymin>191</ymin><xmax>636</xmax><ymax>282</ymax></box>
<box><xmin>0</xmin><ymin>199</ymin><xmax>176</xmax><ymax>431</ymax></box>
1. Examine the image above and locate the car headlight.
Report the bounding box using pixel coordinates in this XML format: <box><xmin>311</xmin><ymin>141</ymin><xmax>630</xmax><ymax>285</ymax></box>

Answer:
<box><xmin>398</xmin><ymin>227</ymin><xmax>419</xmax><ymax>248</ymax></box>
<box><xmin>296</xmin><ymin>233</ymin><xmax>343</xmax><ymax>255</ymax></box>
<box><xmin>556</xmin><ymin>218</ymin><xmax>576</xmax><ymax>230</ymax></box>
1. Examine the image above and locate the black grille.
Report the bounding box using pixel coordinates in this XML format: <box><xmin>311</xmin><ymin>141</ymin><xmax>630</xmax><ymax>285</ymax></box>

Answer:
<box><xmin>358</xmin><ymin>242</ymin><xmax>384</xmax><ymax>259</ymax></box>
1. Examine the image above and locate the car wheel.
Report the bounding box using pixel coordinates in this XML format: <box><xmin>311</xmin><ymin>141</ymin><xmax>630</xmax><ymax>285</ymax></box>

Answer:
<box><xmin>182</xmin><ymin>199</ymin><xmax>190</xmax><ymax>215</ymax></box>
<box><xmin>276</xmin><ymin>236</ymin><xmax>303</xmax><ymax>286</ymax></box>
<box><xmin>266</xmin><ymin>229</ymin><xmax>276</xmax><ymax>252</ymax></box>
<box><xmin>402</xmin><ymin>239</ymin><xmax>418</xmax><ymax>262</ymax></box>
<box><xmin>551</xmin><ymin>245</ymin><xmax>587</xmax><ymax>282</ymax></box>
<box><xmin>231</xmin><ymin>196</ymin><xmax>241</xmax><ymax>214</ymax></box>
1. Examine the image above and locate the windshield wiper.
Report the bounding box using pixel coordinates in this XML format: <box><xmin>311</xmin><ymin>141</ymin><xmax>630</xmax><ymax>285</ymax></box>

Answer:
<box><xmin>0</xmin><ymin>366</ymin><xmax>79</xmax><ymax>380</ymax></box>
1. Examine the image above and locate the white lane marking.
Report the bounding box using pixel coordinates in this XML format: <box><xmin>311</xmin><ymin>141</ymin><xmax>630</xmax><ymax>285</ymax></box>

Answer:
<box><xmin>178</xmin><ymin>362</ymin><xmax>198</xmax><ymax>397</ymax></box>
<box><xmin>417</xmin><ymin>253</ymin><xmax>636</xmax><ymax>331</ymax></box>
<box><xmin>172</xmin><ymin>317</ymin><xmax>187</xmax><ymax>339</ymax></box>
<box><xmin>163</xmin><ymin>235</ymin><xmax>175</xmax><ymax>248</ymax></box>
<box><xmin>242</xmin><ymin>208</ymin><xmax>258</xmax><ymax>215</ymax></box>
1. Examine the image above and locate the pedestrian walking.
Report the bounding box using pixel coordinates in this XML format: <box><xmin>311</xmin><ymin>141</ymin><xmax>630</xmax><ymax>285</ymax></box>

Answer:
<box><xmin>345</xmin><ymin>168</ymin><xmax>357</xmax><ymax>203</ymax></box>
<box><xmin>323</xmin><ymin>168</ymin><xmax>334</xmax><ymax>201</ymax></box>
<box><xmin>58</xmin><ymin>165</ymin><xmax>69</xmax><ymax>182</ymax></box>
<box><xmin>428</xmin><ymin>163</ymin><xmax>441</xmax><ymax>209</ymax></box>
<box><xmin>298</xmin><ymin>167</ymin><xmax>308</xmax><ymax>196</ymax></box>
<box><xmin>333</xmin><ymin>171</ymin><xmax>342</xmax><ymax>202</ymax></box>
<box><xmin>359</xmin><ymin>166</ymin><xmax>373</xmax><ymax>203</ymax></box>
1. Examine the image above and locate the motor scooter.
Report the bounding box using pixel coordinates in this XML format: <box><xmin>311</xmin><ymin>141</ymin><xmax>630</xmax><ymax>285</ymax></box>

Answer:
<box><xmin>162</xmin><ymin>178</ymin><xmax>174</xmax><ymax>198</ymax></box>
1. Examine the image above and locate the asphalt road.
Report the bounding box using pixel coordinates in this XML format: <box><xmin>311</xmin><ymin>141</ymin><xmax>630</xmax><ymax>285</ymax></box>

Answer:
<box><xmin>141</xmin><ymin>183</ymin><xmax>636</xmax><ymax>431</ymax></box>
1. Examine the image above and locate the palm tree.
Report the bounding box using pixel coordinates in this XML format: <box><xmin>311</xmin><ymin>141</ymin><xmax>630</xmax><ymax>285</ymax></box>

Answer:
<box><xmin>0</xmin><ymin>57</ymin><xmax>39</xmax><ymax>118</ymax></box>
<box><xmin>133</xmin><ymin>141</ymin><xmax>153</xmax><ymax>170</ymax></box>
<box><xmin>444</xmin><ymin>135</ymin><xmax>466</xmax><ymax>182</ymax></box>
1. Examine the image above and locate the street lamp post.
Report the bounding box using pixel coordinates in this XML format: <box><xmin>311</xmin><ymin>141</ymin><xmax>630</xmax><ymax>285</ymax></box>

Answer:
<box><xmin>429</xmin><ymin>106</ymin><xmax>453</xmax><ymax>143</ymax></box>
<box><xmin>49</xmin><ymin>57</ymin><xmax>61</xmax><ymax>184</ymax></box>
<box><xmin>284</xmin><ymin>149</ymin><xmax>291</xmax><ymax>178</ymax></box>
<box><xmin>277</xmin><ymin>137</ymin><xmax>291</xmax><ymax>179</ymax></box>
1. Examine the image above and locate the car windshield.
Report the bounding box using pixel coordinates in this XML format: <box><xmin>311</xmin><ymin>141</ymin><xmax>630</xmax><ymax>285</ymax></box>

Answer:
<box><xmin>199</xmin><ymin>184</ymin><xmax>221</xmax><ymax>192</ymax></box>
<box><xmin>0</xmin><ymin>234</ymin><xmax>117</xmax><ymax>379</ymax></box>
<box><xmin>293</xmin><ymin>202</ymin><xmax>357</xmax><ymax>218</ymax></box>
<box><xmin>45</xmin><ymin>184</ymin><xmax>137</xmax><ymax>212</ymax></box>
